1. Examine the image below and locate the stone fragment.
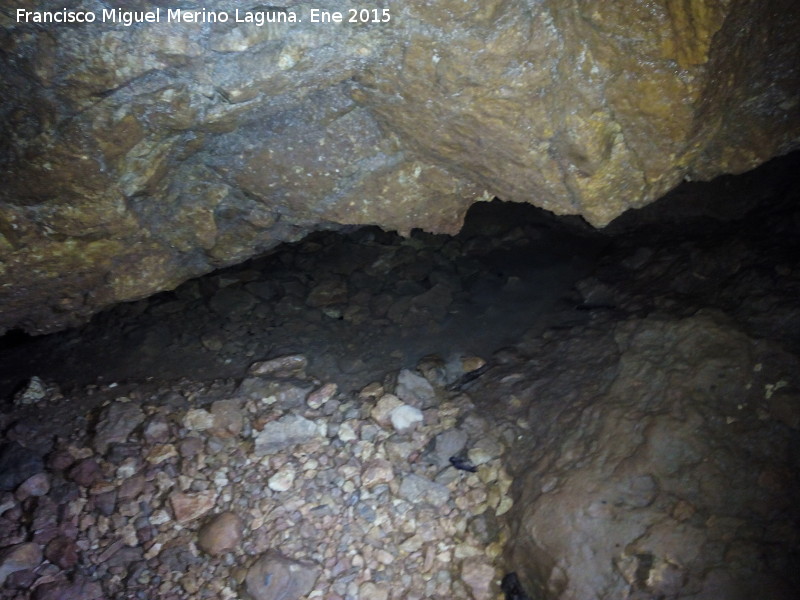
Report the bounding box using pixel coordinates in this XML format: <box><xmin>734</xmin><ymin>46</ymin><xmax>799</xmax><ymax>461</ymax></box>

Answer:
<box><xmin>142</xmin><ymin>415</ymin><xmax>171</xmax><ymax>444</ymax></box>
<box><xmin>117</xmin><ymin>474</ymin><xmax>145</xmax><ymax>500</ymax></box>
<box><xmin>253</xmin><ymin>414</ymin><xmax>321</xmax><ymax>456</ymax></box>
<box><xmin>0</xmin><ymin>443</ymin><xmax>44</xmax><ymax>492</ymax></box>
<box><xmin>306</xmin><ymin>277</ymin><xmax>348</xmax><ymax>307</ymax></box>
<box><xmin>146</xmin><ymin>444</ymin><xmax>177</xmax><ymax>464</ymax></box>
<box><xmin>249</xmin><ymin>355</ymin><xmax>308</xmax><ymax>378</ymax></box>
<box><xmin>238</xmin><ymin>378</ymin><xmax>313</xmax><ymax>408</ymax></box>
<box><xmin>358</xmin><ymin>582</ymin><xmax>389</xmax><ymax>600</ymax></box>
<box><xmin>67</xmin><ymin>459</ymin><xmax>102</xmax><ymax>487</ymax></box>
<box><xmin>93</xmin><ymin>400</ymin><xmax>145</xmax><ymax>454</ymax></box>
<box><xmin>182</xmin><ymin>408</ymin><xmax>215</xmax><ymax>431</ymax></box>
<box><xmin>467</xmin><ymin>437</ymin><xmax>504</xmax><ymax>466</ymax></box>
<box><xmin>197</xmin><ymin>512</ymin><xmax>243</xmax><ymax>556</ymax></box>
<box><xmin>460</xmin><ymin>355</ymin><xmax>486</xmax><ymax>374</ymax></box>
<box><xmin>31</xmin><ymin>577</ymin><xmax>103</xmax><ymax>600</ymax></box>
<box><xmin>307</xmin><ymin>383</ymin><xmax>337</xmax><ymax>409</ymax></box>
<box><xmin>390</xmin><ymin>404</ymin><xmax>424</xmax><ymax>433</ymax></box>
<box><xmin>395</xmin><ymin>369</ymin><xmax>437</xmax><ymax>408</ymax></box>
<box><xmin>268</xmin><ymin>466</ymin><xmax>296</xmax><ymax>492</ymax></box>
<box><xmin>361</xmin><ymin>459</ymin><xmax>394</xmax><ymax>488</ymax></box>
<box><xmin>44</xmin><ymin>535</ymin><xmax>79</xmax><ymax>569</ymax></box>
<box><xmin>359</xmin><ymin>382</ymin><xmax>384</xmax><ymax>399</ymax></box>
<box><xmin>209</xmin><ymin>399</ymin><xmax>244</xmax><ymax>437</ymax></box>
<box><xmin>169</xmin><ymin>491</ymin><xmax>216</xmax><ymax>523</ymax></box>
<box><xmin>13</xmin><ymin>376</ymin><xmax>47</xmax><ymax>406</ymax></box>
<box><xmin>178</xmin><ymin>436</ymin><xmax>204</xmax><ymax>459</ymax></box>
<box><xmin>427</xmin><ymin>429</ymin><xmax>468</xmax><ymax>468</ymax></box>
<box><xmin>245</xmin><ymin>551</ymin><xmax>320</xmax><ymax>600</ymax></box>
<box><xmin>398</xmin><ymin>474</ymin><xmax>451</xmax><ymax>508</ymax></box>
<box><xmin>0</xmin><ymin>543</ymin><xmax>42</xmax><ymax>586</ymax></box>
<box><xmin>460</xmin><ymin>557</ymin><xmax>496</xmax><ymax>600</ymax></box>
<box><xmin>337</xmin><ymin>421</ymin><xmax>358</xmax><ymax>442</ymax></box>
<box><xmin>371</xmin><ymin>394</ymin><xmax>404</xmax><ymax>427</ymax></box>
<box><xmin>14</xmin><ymin>473</ymin><xmax>50</xmax><ymax>500</ymax></box>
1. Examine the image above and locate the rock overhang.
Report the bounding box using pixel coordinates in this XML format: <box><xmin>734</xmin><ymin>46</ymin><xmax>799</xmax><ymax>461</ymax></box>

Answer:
<box><xmin>1</xmin><ymin>0</ymin><xmax>799</xmax><ymax>334</ymax></box>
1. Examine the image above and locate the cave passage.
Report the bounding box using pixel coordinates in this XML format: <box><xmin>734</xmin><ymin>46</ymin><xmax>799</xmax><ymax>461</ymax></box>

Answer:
<box><xmin>0</xmin><ymin>152</ymin><xmax>799</xmax><ymax>600</ymax></box>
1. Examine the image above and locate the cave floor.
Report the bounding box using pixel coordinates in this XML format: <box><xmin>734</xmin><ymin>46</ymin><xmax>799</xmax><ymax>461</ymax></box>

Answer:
<box><xmin>0</xmin><ymin>154</ymin><xmax>799</xmax><ymax>599</ymax></box>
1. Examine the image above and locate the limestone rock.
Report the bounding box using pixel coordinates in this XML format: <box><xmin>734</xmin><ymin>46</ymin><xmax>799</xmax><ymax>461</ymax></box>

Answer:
<box><xmin>245</xmin><ymin>551</ymin><xmax>320</xmax><ymax>600</ymax></box>
<box><xmin>398</xmin><ymin>474</ymin><xmax>451</xmax><ymax>508</ymax></box>
<box><xmin>209</xmin><ymin>399</ymin><xmax>244</xmax><ymax>438</ymax></box>
<box><xmin>169</xmin><ymin>491</ymin><xmax>217</xmax><ymax>524</ymax></box>
<box><xmin>93</xmin><ymin>400</ymin><xmax>146</xmax><ymax>454</ymax></box>
<box><xmin>307</xmin><ymin>383</ymin><xmax>337</xmax><ymax>409</ymax></box>
<box><xmin>0</xmin><ymin>543</ymin><xmax>42</xmax><ymax>586</ymax></box>
<box><xmin>395</xmin><ymin>369</ymin><xmax>437</xmax><ymax>408</ymax></box>
<box><xmin>253</xmin><ymin>414</ymin><xmax>321</xmax><ymax>456</ymax></box>
<box><xmin>2</xmin><ymin>1</ymin><xmax>798</xmax><ymax>335</ymax></box>
<box><xmin>182</xmin><ymin>408</ymin><xmax>215</xmax><ymax>432</ymax></box>
<box><xmin>14</xmin><ymin>473</ymin><xmax>50</xmax><ymax>500</ymax></box>
<box><xmin>31</xmin><ymin>578</ymin><xmax>104</xmax><ymax>600</ymax></box>
<box><xmin>268</xmin><ymin>466</ymin><xmax>296</xmax><ymax>492</ymax></box>
<box><xmin>390</xmin><ymin>404</ymin><xmax>424</xmax><ymax>433</ymax></box>
<box><xmin>361</xmin><ymin>459</ymin><xmax>395</xmax><ymax>488</ymax></box>
<box><xmin>370</xmin><ymin>394</ymin><xmax>405</xmax><ymax>427</ymax></box>
<box><xmin>12</xmin><ymin>376</ymin><xmax>47</xmax><ymax>406</ymax></box>
<box><xmin>427</xmin><ymin>429</ymin><xmax>469</xmax><ymax>468</ymax></box>
<box><xmin>249</xmin><ymin>355</ymin><xmax>308</xmax><ymax>378</ymax></box>
<box><xmin>502</xmin><ymin>314</ymin><xmax>800</xmax><ymax>600</ymax></box>
<box><xmin>460</xmin><ymin>557</ymin><xmax>496</xmax><ymax>600</ymax></box>
<box><xmin>197</xmin><ymin>512</ymin><xmax>244</xmax><ymax>556</ymax></box>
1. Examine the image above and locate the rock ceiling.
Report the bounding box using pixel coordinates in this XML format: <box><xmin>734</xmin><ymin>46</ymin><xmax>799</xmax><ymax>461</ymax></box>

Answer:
<box><xmin>1</xmin><ymin>0</ymin><xmax>798</xmax><ymax>334</ymax></box>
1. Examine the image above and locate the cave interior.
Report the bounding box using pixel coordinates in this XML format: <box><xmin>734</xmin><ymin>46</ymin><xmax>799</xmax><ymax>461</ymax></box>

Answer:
<box><xmin>1</xmin><ymin>152</ymin><xmax>799</xmax><ymax>600</ymax></box>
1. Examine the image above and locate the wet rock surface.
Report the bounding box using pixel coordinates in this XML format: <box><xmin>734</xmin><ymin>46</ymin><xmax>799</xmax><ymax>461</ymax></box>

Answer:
<box><xmin>2</xmin><ymin>1</ymin><xmax>799</xmax><ymax>335</ymax></box>
<box><xmin>0</xmin><ymin>159</ymin><xmax>799</xmax><ymax>599</ymax></box>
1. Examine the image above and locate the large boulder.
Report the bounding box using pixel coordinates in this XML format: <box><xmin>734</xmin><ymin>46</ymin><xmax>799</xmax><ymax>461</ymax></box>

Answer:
<box><xmin>1</xmin><ymin>1</ymin><xmax>799</xmax><ymax>334</ymax></box>
<box><xmin>496</xmin><ymin>314</ymin><xmax>800</xmax><ymax>599</ymax></box>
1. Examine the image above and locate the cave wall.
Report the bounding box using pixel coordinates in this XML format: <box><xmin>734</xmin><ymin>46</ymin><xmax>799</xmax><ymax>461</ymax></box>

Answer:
<box><xmin>1</xmin><ymin>0</ymin><xmax>799</xmax><ymax>334</ymax></box>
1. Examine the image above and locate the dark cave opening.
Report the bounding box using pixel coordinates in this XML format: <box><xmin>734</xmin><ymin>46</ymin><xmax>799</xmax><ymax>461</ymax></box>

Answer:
<box><xmin>0</xmin><ymin>151</ymin><xmax>799</xmax><ymax>600</ymax></box>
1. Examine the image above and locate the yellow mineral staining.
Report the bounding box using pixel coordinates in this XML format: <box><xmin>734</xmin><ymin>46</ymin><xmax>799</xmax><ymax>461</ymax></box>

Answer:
<box><xmin>662</xmin><ymin>0</ymin><xmax>726</xmax><ymax>68</ymax></box>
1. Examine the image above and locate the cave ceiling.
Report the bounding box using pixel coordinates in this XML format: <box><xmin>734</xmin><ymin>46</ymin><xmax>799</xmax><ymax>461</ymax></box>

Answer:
<box><xmin>1</xmin><ymin>0</ymin><xmax>799</xmax><ymax>334</ymax></box>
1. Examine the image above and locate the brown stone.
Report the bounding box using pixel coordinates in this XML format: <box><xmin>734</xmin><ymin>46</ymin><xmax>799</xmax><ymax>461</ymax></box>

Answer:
<box><xmin>67</xmin><ymin>459</ymin><xmax>102</xmax><ymax>488</ymax></box>
<box><xmin>44</xmin><ymin>536</ymin><xmax>79</xmax><ymax>570</ymax></box>
<box><xmin>208</xmin><ymin>399</ymin><xmax>244</xmax><ymax>438</ymax></box>
<box><xmin>169</xmin><ymin>491</ymin><xmax>217</xmax><ymax>524</ymax></box>
<box><xmin>0</xmin><ymin>543</ymin><xmax>42</xmax><ymax>586</ymax></box>
<box><xmin>197</xmin><ymin>512</ymin><xmax>244</xmax><ymax>556</ymax></box>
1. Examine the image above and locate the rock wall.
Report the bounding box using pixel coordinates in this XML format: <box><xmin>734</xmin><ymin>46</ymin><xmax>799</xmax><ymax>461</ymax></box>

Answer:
<box><xmin>1</xmin><ymin>0</ymin><xmax>799</xmax><ymax>334</ymax></box>
<box><xmin>482</xmin><ymin>314</ymin><xmax>800</xmax><ymax>599</ymax></box>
